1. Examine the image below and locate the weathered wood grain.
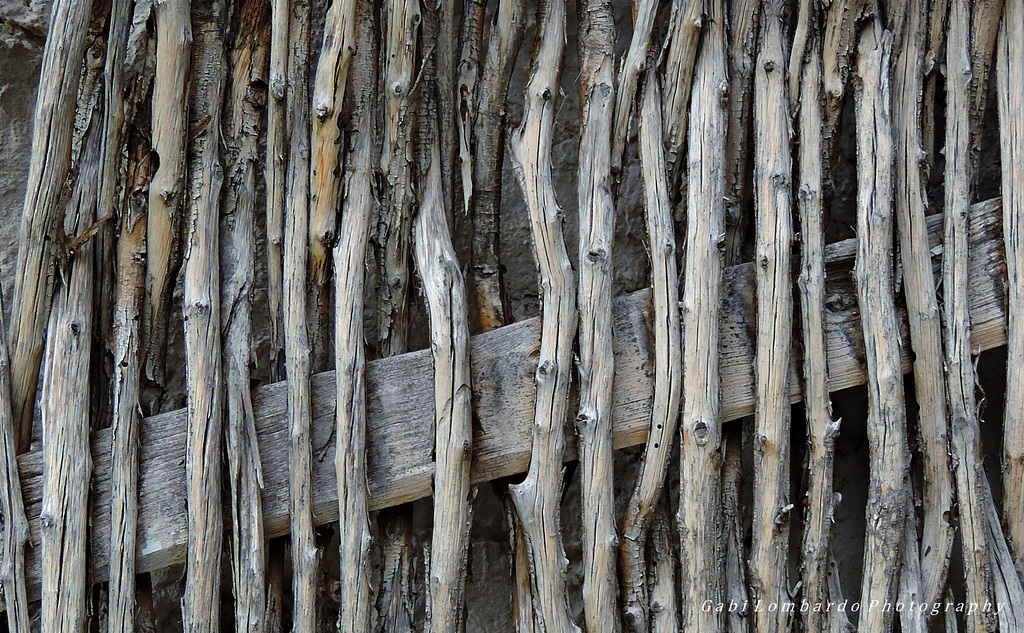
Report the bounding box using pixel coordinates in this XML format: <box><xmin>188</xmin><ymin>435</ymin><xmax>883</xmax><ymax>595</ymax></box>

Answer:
<box><xmin>5</xmin><ymin>198</ymin><xmax>1010</xmax><ymax>604</ymax></box>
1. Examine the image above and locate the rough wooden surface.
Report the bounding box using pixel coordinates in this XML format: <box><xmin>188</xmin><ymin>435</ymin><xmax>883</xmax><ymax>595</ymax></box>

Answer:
<box><xmin>4</xmin><ymin>197</ymin><xmax>1010</xmax><ymax>603</ymax></box>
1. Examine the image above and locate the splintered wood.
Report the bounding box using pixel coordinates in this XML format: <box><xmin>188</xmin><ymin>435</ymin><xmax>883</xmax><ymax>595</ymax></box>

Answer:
<box><xmin>5</xmin><ymin>0</ymin><xmax>1024</xmax><ymax>629</ymax></box>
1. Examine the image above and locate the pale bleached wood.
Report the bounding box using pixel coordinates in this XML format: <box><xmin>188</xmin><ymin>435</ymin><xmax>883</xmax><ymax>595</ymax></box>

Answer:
<box><xmin>794</xmin><ymin>9</ymin><xmax>842</xmax><ymax>631</ymax></box>
<box><xmin>456</xmin><ymin>0</ymin><xmax>485</xmax><ymax>223</ymax></box>
<box><xmin>309</xmin><ymin>0</ymin><xmax>357</xmax><ymax>285</ymax></box>
<box><xmin>721</xmin><ymin>432</ymin><xmax>748</xmax><ymax>633</ymax></box>
<box><xmin>264</xmin><ymin>0</ymin><xmax>288</xmax><ymax>380</ymax></box>
<box><xmin>506</xmin><ymin>0</ymin><xmax>579</xmax><ymax>627</ymax></box>
<box><xmin>678</xmin><ymin>0</ymin><xmax>727</xmax><ymax>628</ymax></box>
<box><xmin>945</xmin><ymin>3</ymin><xmax>1024</xmax><ymax>630</ymax></box>
<box><xmin>575</xmin><ymin>0</ymin><xmax>618</xmax><ymax>628</ymax></box>
<box><xmin>0</xmin><ymin>280</ymin><xmax>32</xmax><ymax>633</ymax></box>
<box><xmin>889</xmin><ymin>0</ymin><xmax>955</xmax><ymax>613</ymax></box>
<box><xmin>8</xmin><ymin>0</ymin><xmax>95</xmax><ymax>452</ymax></box>
<box><xmin>853</xmin><ymin>20</ymin><xmax>909</xmax><ymax>633</ymax></box>
<box><xmin>999</xmin><ymin>0</ymin><xmax>1024</xmax><ymax>582</ymax></box>
<box><xmin>619</xmin><ymin>75</ymin><xmax>679</xmax><ymax>633</ymax></box>
<box><xmin>283</xmin><ymin>0</ymin><xmax>319</xmax><ymax>627</ymax></box>
<box><xmin>660</xmin><ymin>0</ymin><xmax>702</xmax><ymax>180</ymax></box>
<box><xmin>181</xmin><ymin>2</ymin><xmax>226</xmax><ymax>628</ymax></box>
<box><xmin>610</xmin><ymin>0</ymin><xmax>660</xmax><ymax>174</ymax></box>
<box><xmin>723</xmin><ymin>0</ymin><xmax>760</xmax><ymax>264</ymax></box>
<box><xmin>333</xmin><ymin>1</ymin><xmax>375</xmax><ymax>628</ymax></box>
<box><xmin>647</xmin><ymin>492</ymin><xmax>677</xmax><ymax>633</ymax></box>
<box><xmin>470</xmin><ymin>0</ymin><xmax>524</xmax><ymax>332</ymax></box>
<box><xmin>898</xmin><ymin>493</ymin><xmax>926</xmax><ymax>633</ymax></box>
<box><xmin>822</xmin><ymin>0</ymin><xmax>866</xmax><ymax>166</ymax></box>
<box><xmin>144</xmin><ymin>0</ymin><xmax>190</xmax><ymax>395</ymax></box>
<box><xmin>750</xmin><ymin>2</ymin><xmax>794</xmax><ymax>630</ymax></box>
<box><xmin>221</xmin><ymin>2</ymin><xmax>270</xmax><ymax>630</ymax></box>
<box><xmin>415</xmin><ymin>37</ymin><xmax>474</xmax><ymax>627</ymax></box>
<box><xmin>4</xmin><ymin>198</ymin><xmax>1012</xmax><ymax>606</ymax></box>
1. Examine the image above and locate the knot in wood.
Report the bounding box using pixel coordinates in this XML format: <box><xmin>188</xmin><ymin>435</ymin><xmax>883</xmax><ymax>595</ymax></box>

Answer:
<box><xmin>69</xmin><ymin>322</ymin><xmax>80</xmax><ymax>337</ymax></box>
<box><xmin>586</xmin><ymin>245</ymin><xmax>609</xmax><ymax>267</ymax></box>
<box><xmin>693</xmin><ymin>420</ymin><xmax>710</xmax><ymax>445</ymax></box>
<box><xmin>763</xmin><ymin>59</ymin><xmax>777</xmax><ymax>74</ymax></box>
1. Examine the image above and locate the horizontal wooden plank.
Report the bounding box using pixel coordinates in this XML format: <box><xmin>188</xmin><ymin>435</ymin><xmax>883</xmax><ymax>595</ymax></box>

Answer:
<box><xmin>12</xmin><ymin>198</ymin><xmax>1007</xmax><ymax>601</ymax></box>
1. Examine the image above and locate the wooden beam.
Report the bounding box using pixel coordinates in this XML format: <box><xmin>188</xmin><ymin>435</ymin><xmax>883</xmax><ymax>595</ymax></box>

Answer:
<box><xmin>11</xmin><ymin>198</ymin><xmax>1008</xmax><ymax>601</ymax></box>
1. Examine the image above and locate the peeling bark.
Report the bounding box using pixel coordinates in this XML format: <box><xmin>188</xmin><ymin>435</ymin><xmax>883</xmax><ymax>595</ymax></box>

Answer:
<box><xmin>619</xmin><ymin>75</ymin><xmax>680</xmax><ymax>633</ymax></box>
<box><xmin>722</xmin><ymin>431</ymin><xmax>749</xmax><ymax>633</ymax></box>
<box><xmin>283</xmin><ymin>0</ymin><xmax>320</xmax><ymax>627</ymax></box>
<box><xmin>575</xmin><ymin>0</ymin><xmax>619</xmax><ymax>628</ymax></box>
<box><xmin>999</xmin><ymin>0</ymin><xmax>1024</xmax><ymax>583</ymax></box>
<box><xmin>506</xmin><ymin>0</ymin><xmax>580</xmax><ymax>627</ymax></box>
<box><xmin>677</xmin><ymin>0</ymin><xmax>727</xmax><ymax>629</ymax></box>
<box><xmin>852</xmin><ymin>20</ymin><xmax>909</xmax><ymax>633</ymax></box>
<box><xmin>822</xmin><ymin>0</ymin><xmax>866</xmax><ymax>167</ymax></box>
<box><xmin>9</xmin><ymin>0</ymin><xmax>95</xmax><ymax>452</ymax></box>
<box><xmin>180</xmin><ymin>2</ymin><xmax>226</xmax><ymax>628</ymax></box>
<box><xmin>144</xmin><ymin>0</ymin><xmax>190</xmax><ymax>396</ymax></box>
<box><xmin>750</xmin><ymin>2</ymin><xmax>794</xmax><ymax>630</ymax></box>
<box><xmin>470</xmin><ymin>0</ymin><xmax>524</xmax><ymax>332</ymax></box>
<box><xmin>334</xmin><ymin>0</ymin><xmax>376</xmax><ymax>628</ymax></box>
<box><xmin>456</xmin><ymin>0</ymin><xmax>485</xmax><ymax>223</ymax></box>
<box><xmin>647</xmin><ymin>492</ymin><xmax>678</xmax><ymax>633</ymax></box>
<box><xmin>264</xmin><ymin>0</ymin><xmax>289</xmax><ymax>380</ymax></box>
<box><xmin>221</xmin><ymin>2</ymin><xmax>270</xmax><ymax>630</ymax></box>
<box><xmin>888</xmin><ymin>0</ymin><xmax>955</xmax><ymax>614</ymax></box>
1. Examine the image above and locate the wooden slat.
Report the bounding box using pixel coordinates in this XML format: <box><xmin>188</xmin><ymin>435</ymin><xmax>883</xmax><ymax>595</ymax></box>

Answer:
<box><xmin>11</xmin><ymin>197</ymin><xmax>1008</xmax><ymax>601</ymax></box>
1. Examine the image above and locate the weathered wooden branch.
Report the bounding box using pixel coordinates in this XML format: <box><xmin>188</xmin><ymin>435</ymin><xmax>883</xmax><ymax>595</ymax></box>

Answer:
<box><xmin>5</xmin><ymin>197</ymin><xmax>1012</xmax><ymax>605</ymax></box>
<box><xmin>283</xmin><ymin>0</ymin><xmax>318</xmax><ymax>627</ymax></box>
<box><xmin>264</xmin><ymin>0</ymin><xmax>289</xmax><ymax>380</ymax></box>
<box><xmin>660</xmin><ymin>0</ymin><xmax>702</xmax><ymax>180</ymax></box>
<box><xmin>455</xmin><ymin>0</ymin><xmax>484</xmax><ymax>223</ymax></box>
<box><xmin>750</xmin><ymin>2</ymin><xmax>794</xmax><ymax>630</ymax></box>
<box><xmin>647</xmin><ymin>491</ymin><xmax>677</xmax><ymax>633</ymax></box>
<box><xmin>0</xmin><ymin>294</ymin><xmax>30</xmax><ymax>632</ymax></box>
<box><xmin>181</xmin><ymin>3</ymin><xmax>226</xmax><ymax>628</ymax></box>
<box><xmin>793</xmin><ymin>5</ymin><xmax>842</xmax><ymax>631</ymax></box>
<box><xmin>999</xmin><ymin>0</ymin><xmax>1024</xmax><ymax>581</ymax></box>
<box><xmin>575</xmin><ymin>0</ymin><xmax>618</xmax><ymax>628</ymax></box>
<box><xmin>8</xmin><ymin>0</ymin><xmax>95</xmax><ymax>452</ymax></box>
<box><xmin>221</xmin><ymin>3</ymin><xmax>270</xmax><ymax>630</ymax></box>
<box><xmin>506</xmin><ymin>0</ymin><xmax>579</xmax><ymax>627</ymax></box>
<box><xmin>721</xmin><ymin>432</ymin><xmax>749</xmax><ymax>633</ymax></box>
<box><xmin>610</xmin><ymin>0</ymin><xmax>660</xmax><ymax>174</ymax></box>
<box><xmin>889</xmin><ymin>0</ymin><xmax>954</xmax><ymax>613</ymax></box>
<box><xmin>144</xmin><ymin>0</ymin><xmax>190</xmax><ymax>396</ymax></box>
<box><xmin>821</xmin><ymin>0</ymin><xmax>865</xmax><ymax>167</ymax></box>
<box><xmin>619</xmin><ymin>74</ymin><xmax>680</xmax><ymax>633</ymax></box>
<box><xmin>678</xmin><ymin>0</ymin><xmax>727</xmax><ymax>629</ymax></box>
<box><xmin>470</xmin><ymin>0</ymin><xmax>524</xmax><ymax>332</ymax></box>
<box><xmin>853</xmin><ymin>20</ymin><xmax>908</xmax><ymax>633</ymax></box>
<box><xmin>332</xmin><ymin>2</ymin><xmax>376</xmax><ymax>631</ymax></box>
<box><xmin>415</xmin><ymin>37</ymin><xmax>474</xmax><ymax>629</ymax></box>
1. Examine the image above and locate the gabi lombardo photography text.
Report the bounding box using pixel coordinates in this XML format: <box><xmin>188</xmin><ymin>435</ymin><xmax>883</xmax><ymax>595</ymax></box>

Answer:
<box><xmin>702</xmin><ymin>599</ymin><xmax>1010</xmax><ymax>619</ymax></box>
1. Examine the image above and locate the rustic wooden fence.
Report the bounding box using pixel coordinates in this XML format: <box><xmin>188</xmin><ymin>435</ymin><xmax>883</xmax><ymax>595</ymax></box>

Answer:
<box><xmin>0</xmin><ymin>0</ymin><xmax>1022</xmax><ymax>631</ymax></box>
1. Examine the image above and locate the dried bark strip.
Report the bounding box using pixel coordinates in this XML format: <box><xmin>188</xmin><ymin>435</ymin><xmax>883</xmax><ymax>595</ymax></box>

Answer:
<box><xmin>852</xmin><ymin>20</ymin><xmax>909</xmax><ymax>633</ymax></box>
<box><xmin>456</xmin><ymin>0</ymin><xmax>485</xmax><ymax>222</ymax></box>
<box><xmin>377</xmin><ymin>0</ymin><xmax>420</xmax><ymax>357</ymax></box>
<box><xmin>660</xmin><ymin>0</ymin><xmax>703</xmax><ymax>179</ymax></box>
<box><xmin>678</xmin><ymin>0</ymin><xmax>727</xmax><ymax>628</ymax></box>
<box><xmin>415</xmin><ymin>32</ymin><xmax>475</xmax><ymax>628</ymax></box>
<box><xmin>333</xmin><ymin>0</ymin><xmax>376</xmax><ymax>628</ymax></box>
<box><xmin>967</xmin><ymin>0</ymin><xmax>1003</xmax><ymax>162</ymax></box>
<box><xmin>999</xmin><ymin>0</ymin><xmax>1024</xmax><ymax>581</ymax></box>
<box><xmin>309</xmin><ymin>0</ymin><xmax>358</xmax><ymax>284</ymax></box>
<box><xmin>470</xmin><ymin>0</ymin><xmax>525</xmax><ymax>332</ymax></box>
<box><xmin>264</xmin><ymin>0</ymin><xmax>289</xmax><ymax>380</ymax></box>
<box><xmin>723</xmin><ymin>0</ymin><xmax>760</xmax><ymax>264</ymax></box>
<box><xmin>39</xmin><ymin>40</ymin><xmax>104</xmax><ymax>629</ymax></box>
<box><xmin>181</xmin><ymin>2</ymin><xmax>226</xmax><ymax>628</ymax></box>
<box><xmin>506</xmin><ymin>0</ymin><xmax>580</xmax><ymax>628</ymax></box>
<box><xmin>822</xmin><ymin>0</ymin><xmax>866</xmax><ymax>166</ymax></box>
<box><xmin>375</xmin><ymin>508</ymin><xmax>415</xmax><ymax>631</ymax></box>
<box><xmin>888</xmin><ymin>0</ymin><xmax>955</xmax><ymax>613</ymax></box>
<box><xmin>722</xmin><ymin>432</ymin><xmax>749</xmax><ymax>633</ymax></box>
<box><xmin>575</xmin><ymin>0</ymin><xmax>618</xmax><ymax>628</ymax></box>
<box><xmin>750</xmin><ymin>2</ymin><xmax>794</xmax><ymax>630</ymax></box>
<box><xmin>5</xmin><ymin>198</ymin><xmax>1013</xmax><ymax>605</ymax></box>
<box><xmin>283</xmin><ymin>0</ymin><xmax>319</xmax><ymax>627</ymax></box>
<box><xmin>619</xmin><ymin>76</ymin><xmax>680</xmax><ymax>633</ymax></box>
<box><xmin>793</xmin><ymin>10</ymin><xmax>846</xmax><ymax>632</ymax></box>
<box><xmin>8</xmin><ymin>0</ymin><xmax>95</xmax><ymax>452</ymax></box>
<box><xmin>144</xmin><ymin>0</ymin><xmax>190</xmax><ymax>394</ymax></box>
<box><xmin>647</xmin><ymin>492</ymin><xmax>678</xmax><ymax>633</ymax></box>
<box><xmin>611</xmin><ymin>0</ymin><xmax>660</xmax><ymax>174</ymax></box>
<box><xmin>221</xmin><ymin>2</ymin><xmax>270</xmax><ymax>630</ymax></box>
<box><xmin>0</xmin><ymin>273</ymin><xmax>32</xmax><ymax>633</ymax></box>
